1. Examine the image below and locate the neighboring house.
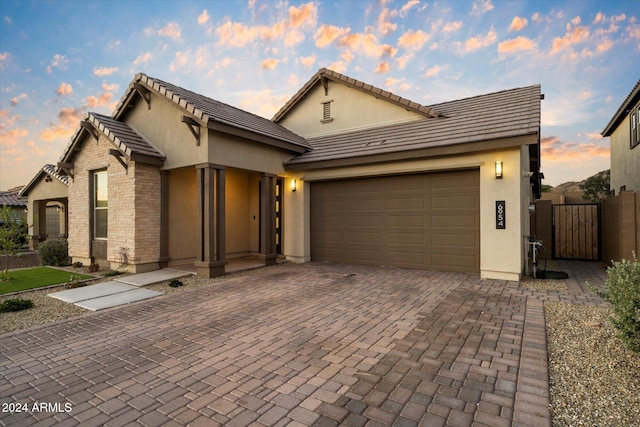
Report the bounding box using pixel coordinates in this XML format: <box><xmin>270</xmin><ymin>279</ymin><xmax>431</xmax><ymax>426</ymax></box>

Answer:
<box><xmin>602</xmin><ymin>79</ymin><xmax>640</xmax><ymax>193</ymax></box>
<box><xmin>0</xmin><ymin>189</ymin><xmax>27</xmax><ymax>222</ymax></box>
<box><xmin>18</xmin><ymin>164</ymin><xmax>69</xmax><ymax>249</ymax></box>
<box><xmin>39</xmin><ymin>69</ymin><xmax>541</xmax><ymax>281</ymax></box>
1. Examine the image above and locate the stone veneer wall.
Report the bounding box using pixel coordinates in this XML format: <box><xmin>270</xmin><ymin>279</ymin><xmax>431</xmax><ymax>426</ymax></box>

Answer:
<box><xmin>67</xmin><ymin>132</ymin><xmax>161</xmax><ymax>271</ymax></box>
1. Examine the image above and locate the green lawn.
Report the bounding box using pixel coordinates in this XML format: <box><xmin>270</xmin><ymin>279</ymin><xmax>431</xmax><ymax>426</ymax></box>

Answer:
<box><xmin>0</xmin><ymin>267</ymin><xmax>93</xmax><ymax>295</ymax></box>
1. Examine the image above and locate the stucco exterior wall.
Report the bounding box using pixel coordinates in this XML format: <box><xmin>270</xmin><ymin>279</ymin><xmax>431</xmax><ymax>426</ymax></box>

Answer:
<box><xmin>278</xmin><ymin>82</ymin><xmax>424</xmax><ymax>137</ymax></box>
<box><xmin>167</xmin><ymin>167</ymin><xmax>197</xmax><ymax>265</ymax></box>
<box><xmin>609</xmin><ymin>111</ymin><xmax>640</xmax><ymax>193</ymax></box>
<box><xmin>283</xmin><ymin>145</ymin><xmax>532</xmax><ymax>281</ymax></box>
<box><xmin>208</xmin><ymin>131</ymin><xmax>289</xmax><ymax>175</ymax></box>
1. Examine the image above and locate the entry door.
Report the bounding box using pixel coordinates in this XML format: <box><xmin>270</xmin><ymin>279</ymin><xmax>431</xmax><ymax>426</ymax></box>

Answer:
<box><xmin>258</xmin><ymin>178</ymin><xmax>284</xmax><ymax>255</ymax></box>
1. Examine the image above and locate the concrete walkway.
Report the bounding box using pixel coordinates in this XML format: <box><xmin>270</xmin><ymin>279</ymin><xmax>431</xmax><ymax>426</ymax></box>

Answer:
<box><xmin>0</xmin><ymin>261</ymin><xmax>607</xmax><ymax>426</ymax></box>
<box><xmin>48</xmin><ymin>269</ymin><xmax>193</xmax><ymax>311</ymax></box>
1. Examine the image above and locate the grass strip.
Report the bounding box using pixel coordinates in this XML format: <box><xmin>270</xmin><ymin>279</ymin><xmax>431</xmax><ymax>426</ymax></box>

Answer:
<box><xmin>0</xmin><ymin>267</ymin><xmax>93</xmax><ymax>294</ymax></box>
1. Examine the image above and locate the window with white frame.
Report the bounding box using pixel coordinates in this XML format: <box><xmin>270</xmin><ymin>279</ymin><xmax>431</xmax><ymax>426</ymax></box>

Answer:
<box><xmin>93</xmin><ymin>170</ymin><xmax>108</xmax><ymax>239</ymax></box>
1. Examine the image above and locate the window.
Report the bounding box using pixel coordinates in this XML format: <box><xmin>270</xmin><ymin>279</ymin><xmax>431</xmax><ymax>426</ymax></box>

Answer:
<box><xmin>321</xmin><ymin>100</ymin><xmax>333</xmax><ymax>123</ymax></box>
<box><xmin>633</xmin><ymin>105</ymin><xmax>640</xmax><ymax>149</ymax></box>
<box><xmin>93</xmin><ymin>170</ymin><xmax>108</xmax><ymax>239</ymax></box>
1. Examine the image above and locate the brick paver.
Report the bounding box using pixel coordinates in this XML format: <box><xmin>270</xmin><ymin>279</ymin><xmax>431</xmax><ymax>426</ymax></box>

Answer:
<box><xmin>0</xmin><ymin>260</ymin><xmax>606</xmax><ymax>426</ymax></box>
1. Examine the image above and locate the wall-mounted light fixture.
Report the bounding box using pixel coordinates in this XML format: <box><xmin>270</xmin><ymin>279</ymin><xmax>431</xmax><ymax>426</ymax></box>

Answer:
<box><xmin>495</xmin><ymin>161</ymin><xmax>503</xmax><ymax>179</ymax></box>
<box><xmin>290</xmin><ymin>179</ymin><xmax>297</xmax><ymax>192</ymax></box>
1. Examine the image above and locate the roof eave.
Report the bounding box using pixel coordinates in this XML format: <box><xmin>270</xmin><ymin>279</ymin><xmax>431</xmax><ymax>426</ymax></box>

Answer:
<box><xmin>602</xmin><ymin>79</ymin><xmax>640</xmax><ymax>136</ymax></box>
<box><xmin>207</xmin><ymin>118</ymin><xmax>310</xmax><ymax>154</ymax></box>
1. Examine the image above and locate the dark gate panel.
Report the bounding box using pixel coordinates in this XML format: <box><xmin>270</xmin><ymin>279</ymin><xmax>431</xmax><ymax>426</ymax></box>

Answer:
<box><xmin>553</xmin><ymin>204</ymin><xmax>601</xmax><ymax>260</ymax></box>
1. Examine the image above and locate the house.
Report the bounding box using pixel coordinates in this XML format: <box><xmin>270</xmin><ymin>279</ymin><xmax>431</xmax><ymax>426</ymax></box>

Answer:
<box><xmin>28</xmin><ymin>69</ymin><xmax>542</xmax><ymax>281</ymax></box>
<box><xmin>18</xmin><ymin>164</ymin><xmax>69</xmax><ymax>249</ymax></box>
<box><xmin>602</xmin><ymin>79</ymin><xmax>640</xmax><ymax>193</ymax></box>
<box><xmin>0</xmin><ymin>188</ymin><xmax>27</xmax><ymax>222</ymax></box>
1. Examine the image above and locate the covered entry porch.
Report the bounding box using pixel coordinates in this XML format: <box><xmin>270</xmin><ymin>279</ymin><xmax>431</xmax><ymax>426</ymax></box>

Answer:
<box><xmin>162</xmin><ymin>165</ymin><xmax>285</xmax><ymax>278</ymax></box>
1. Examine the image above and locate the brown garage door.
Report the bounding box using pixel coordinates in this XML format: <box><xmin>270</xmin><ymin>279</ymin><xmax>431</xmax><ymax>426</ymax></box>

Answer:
<box><xmin>310</xmin><ymin>169</ymin><xmax>480</xmax><ymax>273</ymax></box>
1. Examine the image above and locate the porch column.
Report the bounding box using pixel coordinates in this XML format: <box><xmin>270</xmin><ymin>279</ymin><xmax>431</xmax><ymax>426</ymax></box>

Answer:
<box><xmin>159</xmin><ymin>170</ymin><xmax>170</xmax><ymax>268</ymax></box>
<box><xmin>260</xmin><ymin>173</ymin><xmax>277</xmax><ymax>266</ymax></box>
<box><xmin>195</xmin><ymin>164</ymin><xmax>226</xmax><ymax>277</ymax></box>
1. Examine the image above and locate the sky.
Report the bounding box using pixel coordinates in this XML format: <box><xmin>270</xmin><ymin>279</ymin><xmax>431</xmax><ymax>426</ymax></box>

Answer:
<box><xmin>1</xmin><ymin>0</ymin><xmax>639</xmax><ymax>191</ymax></box>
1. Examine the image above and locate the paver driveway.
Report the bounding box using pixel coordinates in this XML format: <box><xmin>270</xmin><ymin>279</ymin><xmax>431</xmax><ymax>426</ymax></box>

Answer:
<box><xmin>0</xmin><ymin>261</ymin><xmax>595</xmax><ymax>426</ymax></box>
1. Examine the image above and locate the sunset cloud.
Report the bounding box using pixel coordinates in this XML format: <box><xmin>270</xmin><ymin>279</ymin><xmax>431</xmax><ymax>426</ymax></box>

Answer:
<box><xmin>40</xmin><ymin>107</ymin><xmax>83</xmax><ymax>142</ymax></box>
<box><xmin>442</xmin><ymin>21</ymin><xmax>463</xmax><ymax>34</ymax></box>
<box><xmin>0</xmin><ymin>51</ymin><xmax>9</xmax><ymax>70</ymax></box>
<box><xmin>377</xmin><ymin>8</ymin><xmax>398</xmax><ymax>36</ymax></box>
<box><xmin>261</xmin><ymin>58</ymin><xmax>279</xmax><ymax>70</ymax></box>
<box><xmin>298</xmin><ymin>55</ymin><xmax>316</xmax><ymax>68</ymax></box>
<box><xmin>46</xmin><ymin>54</ymin><xmax>68</xmax><ymax>73</ymax></box>
<box><xmin>10</xmin><ymin>93</ymin><xmax>27</xmax><ymax>106</ymax></box>
<box><xmin>551</xmin><ymin>24</ymin><xmax>589</xmax><ymax>54</ymax></box>
<box><xmin>288</xmin><ymin>2</ymin><xmax>317</xmax><ymax>29</ymax></box>
<box><xmin>56</xmin><ymin>82</ymin><xmax>73</xmax><ymax>96</ymax></box>
<box><xmin>0</xmin><ymin>127</ymin><xmax>27</xmax><ymax>146</ymax></box>
<box><xmin>375</xmin><ymin>61</ymin><xmax>390</xmax><ymax>73</ymax></box>
<box><xmin>399</xmin><ymin>0</ymin><xmax>420</xmax><ymax>17</ymax></box>
<box><xmin>460</xmin><ymin>27</ymin><xmax>497</xmax><ymax>53</ymax></box>
<box><xmin>314</xmin><ymin>24</ymin><xmax>351</xmax><ymax>48</ymax></box>
<box><xmin>337</xmin><ymin>33</ymin><xmax>397</xmax><ymax>58</ymax></box>
<box><xmin>197</xmin><ymin>10</ymin><xmax>209</xmax><ymax>25</ymax></box>
<box><xmin>508</xmin><ymin>16</ymin><xmax>528</xmax><ymax>32</ymax></box>
<box><xmin>424</xmin><ymin>64</ymin><xmax>446</xmax><ymax>78</ymax></box>
<box><xmin>398</xmin><ymin>29</ymin><xmax>430</xmax><ymax>50</ymax></box>
<box><xmin>133</xmin><ymin>52</ymin><xmax>151</xmax><ymax>67</ymax></box>
<box><xmin>93</xmin><ymin>66</ymin><xmax>118</xmax><ymax>77</ymax></box>
<box><xmin>541</xmin><ymin>136</ymin><xmax>609</xmax><ymax>162</ymax></box>
<box><xmin>471</xmin><ymin>0</ymin><xmax>494</xmax><ymax>16</ymax></box>
<box><xmin>498</xmin><ymin>36</ymin><xmax>537</xmax><ymax>53</ymax></box>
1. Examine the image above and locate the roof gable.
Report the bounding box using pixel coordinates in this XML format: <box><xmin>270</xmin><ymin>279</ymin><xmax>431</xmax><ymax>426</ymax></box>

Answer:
<box><xmin>602</xmin><ymin>79</ymin><xmax>640</xmax><ymax>137</ymax></box>
<box><xmin>272</xmin><ymin>68</ymin><xmax>445</xmax><ymax>123</ymax></box>
<box><xmin>113</xmin><ymin>73</ymin><xmax>311</xmax><ymax>152</ymax></box>
<box><xmin>18</xmin><ymin>164</ymin><xmax>69</xmax><ymax>198</ymax></box>
<box><xmin>286</xmin><ymin>84</ymin><xmax>541</xmax><ymax>168</ymax></box>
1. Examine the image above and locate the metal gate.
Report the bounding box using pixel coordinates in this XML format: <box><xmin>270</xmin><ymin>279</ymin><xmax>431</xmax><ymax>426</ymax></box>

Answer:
<box><xmin>553</xmin><ymin>204</ymin><xmax>601</xmax><ymax>260</ymax></box>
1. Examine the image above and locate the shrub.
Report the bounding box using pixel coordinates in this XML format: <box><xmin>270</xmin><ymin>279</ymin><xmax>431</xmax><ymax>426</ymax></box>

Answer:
<box><xmin>38</xmin><ymin>239</ymin><xmax>69</xmax><ymax>267</ymax></box>
<box><xmin>601</xmin><ymin>254</ymin><xmax>640</xmax><ymax>353</ymax></box>
<box><xmin>72</xmin><ymin>261</ymin><xmax>83</xmax><ymax>268</ymax></box>
<box><xmin>103</xmin><ymin>270</ymin><xmax>123</xmax><ymax>277</ymax></box>
<box><xmin>88</xmin><ymin>263</ymin><xmax>100</xmax><ymax>273</ymax></box>
<box><xmin>0</xmin><ymin>298</ymin><xmax>34</xmax><ymax>313</ymax></box>
<box><xmin>168</xmin><ymin>279</ymin><xmax>183</xmax><ymax>288</ymax></box>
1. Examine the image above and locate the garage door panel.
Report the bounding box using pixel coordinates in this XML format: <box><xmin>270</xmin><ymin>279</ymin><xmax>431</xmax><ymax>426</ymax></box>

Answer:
<box><xmin>311</xmin><ymin>169</ymin><xmax>479</xmax><ymax>273</ymax></box>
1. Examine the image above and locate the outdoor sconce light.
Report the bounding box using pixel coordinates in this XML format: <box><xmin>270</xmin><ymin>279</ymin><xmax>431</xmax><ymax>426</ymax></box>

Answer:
<box><xmin>290</xmin><ymin>179</ymin><xmax>297</xmax><ymax>192</ymax></box>
<box><xmin>495</xmin><ymin>161</ymin><xmax>503</xmax><ymax>179</ymax></box>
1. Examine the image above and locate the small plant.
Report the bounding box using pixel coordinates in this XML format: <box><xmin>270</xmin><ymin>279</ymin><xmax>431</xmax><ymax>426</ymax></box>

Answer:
<box><xmin>38</xmin><ymin>239</ymin><xmax>69</xmax><ymax>267</ymax></box>
<box><xmin>598</xmin><ymin>253</ymin><xmax>640</xmax><ymax>353</ymax></box>
<box><xmin>168</xmin><ymin>279</ymin><xmax>183</xmax><ymax>288</ymax></box>
<box><xmin>116</xmin><ymin>247</ymin><xmax>129</xmax><ymax>267</ymax></box>
<box><xmin>0</xmin><ymin>298</ymin><xmax>34</xmax><ymax>313</ymax></box>
<box><xmin>88</xmin><ymin>263</ymin><xmax>100</xmax><ymax>273</ymax></box>
<box><xmin>72</xmin><ymin>261</ymin><xmax>83</xmax><ymax>268</ymax></box>
<box><xmin>103</xmin><ymin>270</ymin><xmax>123</xmax><ymax>277</ymax></box>
<box><xmin>0</xmin><ymin>205</ymin><xmax>28</xmax><ymax>280</ymax></box>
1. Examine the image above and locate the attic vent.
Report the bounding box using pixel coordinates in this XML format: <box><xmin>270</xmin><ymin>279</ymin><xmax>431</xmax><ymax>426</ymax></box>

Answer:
<box><xmin>321</xmin><ymin>100</ymin><xmax>333</xmax><ymax>123</ymax></box>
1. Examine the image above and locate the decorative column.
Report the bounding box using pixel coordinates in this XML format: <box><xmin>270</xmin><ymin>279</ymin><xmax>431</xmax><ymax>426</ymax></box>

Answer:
<box><xmin>260</xmin><ymin>173</ymin><xmax>277</xmax><ymax>266</ymax></box>
<box><xmin>159</xmin><ymin>170</ymin><xmax>170</xmax><ymax>268</ymax></box>
<box><xmin>195</xmin><ymin>164</ymin><xmax>226</xmax><ymax>277</ymax></box>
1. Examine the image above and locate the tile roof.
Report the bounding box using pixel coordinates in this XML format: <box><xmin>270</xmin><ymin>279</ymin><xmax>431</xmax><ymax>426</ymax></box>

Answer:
<box><xmin>114</xmin><ymin>73</ymin><xmax>311</xmax><ymax>152</ymax></box>
<box><xmin>18</xmin><ymin>164</ymin><xmax>69</xmax><ymax>198</ymax></box>
<box><xmin>602</xmin><ymin>79</ymin><xmax>640</xmax><ymax>136</ymax></box>
<box><xmin>272</xmin><ymin>68</ymin><xmax>445</xmax><ymax>122</ymax></box>
<box><xmin>0</xmin><ymin>191</ymin><xmax>25</xmax><ymax>207</ymax></box>
<box><xmin>286</xmin><ymin>84</ymin><xmax>541</xmax><ymax>167</ymax></box>
<box><xmin>86</xmin><ymin>113</ymin><xmax>165</xmax><ymax>160</ymax></box>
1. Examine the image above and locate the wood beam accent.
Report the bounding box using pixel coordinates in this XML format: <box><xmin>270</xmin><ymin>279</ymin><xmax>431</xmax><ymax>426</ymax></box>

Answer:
<box><xmin>81</xmin><ymin>122</ymin><xmax>99</xmax><ymax>142</ymax></box>
<box><xmin>133</xmin><ymin>83</ymin><xmax>151</xmax><ymax>109</ymax></box>
<box><xmin>56</xmin><ymin>162</ymin><xmax>74</xmax><ymax>180</ymax></box>
<box><xmin>109</xmin><ymin>149</ymin><xmax>128</xmax><ymax>171</ymax></box>
<box><xmin>321</xmin><ymin>76</ymin><xmax>329</xmax><ymax>96</ymax></box>
<box><xmin>182</xmin><ymin>116</ymin><xmax>201</xmax><ymax>146</ymax></box>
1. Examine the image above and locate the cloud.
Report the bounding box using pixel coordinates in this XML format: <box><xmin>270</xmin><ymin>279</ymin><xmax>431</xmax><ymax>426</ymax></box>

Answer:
<box><xmin>10</xmin><ymin>93</ymin><xmax>27</xmax><ymax>106</ymax></box>
<box><xmin>541</xmin><ymin>136</ymin><xmax>609</xmax><ymax>161</ymax></box>
<box><xmin>400</xmin><ymin>0</ymin><xmax>420</xmax><ymax>17</ymax></box>
<box><xmin>460</xmin><ymin>27</ymin><xmax>497</xmax><ymax>53</ymax></box>
<box><xmin>101</xmin><ymin>82</ymin><xmax>118</xmax><ymax>92</ymax></box>
<box><xmin>288</xmin><ymin>2</ymin><xmax>317</xmax><ymax>29</ymax></box>
<box><xmin>442</xmin><ymin>21</ymin><xmax>463</xmax><ymax>34</ymax></box>
<box><xmin>593</xmin><ymin>12</ymin><xmax>606</xmax><ymax>25</ymax></box>
<box><xmin>498</xmin><ymin>36</ymin><xmax>537</xmax><ymax>53</ymax></box>
<box><xmin>377</xmin><ymin>8</ymin><xmax>398</xmax><ymax>36</ymax></box>
<box><xmin>93</xmin><ymin>66</ymin><xmax>118</xmax><ymax>76</ymax></box>
<box><xmin>508</xmin><ymin>16</ymin><xmax>528</xmax><ymax>32</ymax></box>
<box><xmin>551</xmin><ymin>24</ymin><xmax>589</xmax><ymax>55</ymax></box>
<box><xmin>261</xmin><ymin>58</ymin><xmax>279</xmax><ymax>70</ymax></box>
<box><xmin>40</xmin><ymin>107</ymin><xmax>83</xmax><ymax>142</ymax></box>
<box><xmin>337</xmin><ymin>33</ymin><xmax>397</xmax><ymax>58</ymax></box>
<box><xmin>56</xmin><ymin>82</ymin><xmax>73</xmax><ymax>96</ymax></box>
<box><xmin>46</xmin><ymin>54</ymin><xmax>68</xmax><ymax>73</ymax></box>
<box><xmin>396</xmin><ymin>53</ymin><xmax>414</xmax><ymax>70</ymax></box>
<box><xmin>471</xmin><ymin>0</ymin><xmax>494</xmax><ymax>16</ymax></box>
<box><xmin>314</xmin><ymin>24</ymin><xmax>351</xmax><ymax>48</ymax></box>
<box><xmin>298</xmin><ymin>55</ymin><xmax>316</xmax><ymax>68</ymax></box>
<box><xmin>327</xmin><ymin>60</ymin><xmax>347</xmax><ymax>73</ymax></box>
<box><xmin>284</xmin><ymin>30</ymin><xmax>305</xmax><ymax>47</ymax></box>
<box><xmin>0</xmin><ymin>127</ymin><xmax>27</xmax><ymax>146</ymax></box>
<box><xmin>157</xmin><ymin>22</ymin><xmax>182</xmax><ymax>41</ymax></box>
<box><xmin>198</xmin><ymin>10</ymin><xmax>209</xmax><ymax>25</ymax></box>
<box><xmin>238</xmin><ymin>89</ymin><xmax>289</xmax><ymax>118</ymax></box>
<box><xmin>398</xmin><ymin>29</ymin><xmax>430</xmax><ymax>50</ymax></box>
<box><xmin>375</xmin><ymin>61</ymin><xmax>390</xmax><ymax>73</ymax></box>
<box><xmin>0</xmin><ymin>52</ymin><xmax>9</xmax><ymax>70</ymax></box>
<box><xmin>424</xmin><ymin>64</ymin><xmax>446</xmax><ymax>78</ymax></box>
<box><xmin>597</xmin><ymin>39</ymin><xmax>613</xmax><ymax>53</ymax></box>
<box><xmin>133</xmin><ymin>52</ymin><xmax>151</xmax><ymax>67</ymax></box>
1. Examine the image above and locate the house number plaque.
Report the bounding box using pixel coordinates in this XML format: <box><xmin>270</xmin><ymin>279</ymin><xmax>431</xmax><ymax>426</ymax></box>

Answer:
<box><xmin>496</xmin><ymin>200</ymin><xmax>506</xmax><ymax>229</ymax></box>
